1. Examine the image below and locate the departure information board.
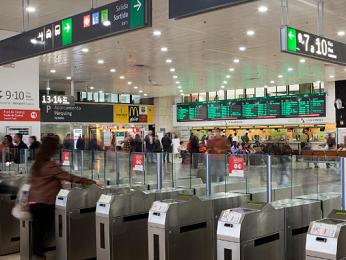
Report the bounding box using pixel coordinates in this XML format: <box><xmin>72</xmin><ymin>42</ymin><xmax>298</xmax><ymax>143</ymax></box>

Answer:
<box><xmin>281</xmin><ymin>26</ymin><xmax>346</xmax><ymax>65</ymax></box>
<box><xmin>0</xmin><ymin>0</ymin><xmax>151</xmax><ymax>65</ymax></box>
<box><xmin>177</xmin><ymin>93</ymin><xmax>326</xmax><ymax>122</ymax></box>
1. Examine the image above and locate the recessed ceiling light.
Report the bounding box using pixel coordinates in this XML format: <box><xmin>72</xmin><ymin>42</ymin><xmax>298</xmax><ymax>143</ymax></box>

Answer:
<box><xmin>264</xmin><ymin>85</ymin><xmax>268</xmax><ymax>88</ymax></box>
<box><xmin>128</xmin><ymin>81</ymin><xmax>132</xmax><ymax>85</ymax></box>
<box><xmin>226</xmin><ymin>75</ymin><xmax>231</xmax><ymax>79</ymax></box>
<box><xmin>161</xmin><ymin>47</ymin><xmax>168</xmax><ymax>52</ymax></box>
<box><xmin>119</xmin><ymin>76</ymin><xmax>125</xmax><ymax>79</ymax></box>
<box><xmin>110</xmin><ymin>68</ymin><xmax>116</xmax><ymax>73</ymax></box>
<box><xmin>278</xmin><ymin>74</ymin><xmax>283</xmax><ymax>78</ymax></box>
<box><xmin>270</xmin><ymin>80</ymin><xmax>275</xmax><ymax>84</ymax></box>
<box><xmin>229</xmin><ymin>68</ymin><xmax>235</xmax><ymax>72</ymax></box>
<box><xmin>330</xmin><ymin>75</ymin><xmax>335</xmax><ymax>78</ymax></box>
<box><xmin>89</xmin><ymin>86</ymin><xmax>95</xmax><ymax>90</ymax></box>
<box><xmin>50</xmin><ymin>69</ymin><xmax>56</xmax><ymax>73</ymax></box>
<box><xmin>66</xmin><ymin>76</ymin><xmax>72</xmax><ymax>80</ymax></box>
<box><xmin>176</xmin><ymin>81</ymin><xmax>180</xmax><ymax>84</ymax></box>
<box><xmin>25</xmin><ymin>6</ymin><xmax>36</xmax><ymax>12</ymax></box>
<box><xmin>246</xmin><ymin>30</ymin><xmax>255</xmax><ymax>36</ymax></box>
<box><xmin>299</xmin><ymin>59</ymin><xmax>306</xmax><ymax>63</ymax></box>
<box><xmin>139</xmin><ymin>90</ymin><xmax>143</xmax><ymax>93</ymax></box>
<box><xmin>179</xmin><ymin>90</ymin><xmax>183</xmax><ymax>92</ymax></box>
<box><xmin>134</xmin><ymin>86</ymin><xmax>138</xmax><ymax>89</ymax></box>
<box><xmin>233</xmin><ymin>59</ymin><xmax>240</xmax><ymax>63</ymax></box>
<box><xmin>170</xmin><ymin>68</ymin><xmax>175</xmax><ymax>72</ymax></box>
<box><xmin>221</xmin><ymin>85</ymin><xmax>225</xmax><ymax>89</ymax></box>
<box><xmin>288</xmin><ymin>67</ymin><xmax>293</xmax><ymax>72</ymax></box>
<box><xmin>97</xmin><ymin>59</ymin><xmax>104</xmax><ymax>64</ymax></box>
<box><xmin>102</xmin><ymin>20</ymin><xmax>111</xmax><ymax>27</ymax></box>
<box><xmin>81</xmin><ymin>48</ymin><xmax>89</xmax><ymax>53</ymax></box>
<box><xmin>337</xmin><ymin>31</ymin><xmax>346</xmax><ymax>37</ymax></box>
<box><xmin>153</xmin><ymin>30</ymin><xmax>162</xmax><ymax>36</ymax></box>
<box><xmin>239</xmin><ymin>46</ymin><xmax>246</xmax><ymax>51</ymax></box>
<box><xmin>173</xmin><ymin>75</ymin><xmax>179</xmax><ymax>79</ymax></box>
<box><xmin>166</xmin><ymin>59</ymin><xmax>172</xmax><ymax>63</ymax></box>
<box><xmin>177</xmin><ymin>86</ymin><xmax>182</xmax><ymax>89</ymax></box>
<box><xmin>46</xmin><ymin>87</ymin><xmax>51</xmax><ymax>90</ymax></box>
<box><xmin>223</xmin><ymin>81</ymin><xmax>228</xmax><ymax>84</ymax></box>
<box><xmin>258</xmin><ymin>6</ymin><xmax>268</xmax><ymax>13</ymax></box>
<box><xmin>144</xmin><ymin>93</ymin><xmax>148</xmax><ymax>97</ymax></box>
<box><xmin>180</xmin><ymin>93</ymin><xmax>184</xmax><ymax>96</ymax></box>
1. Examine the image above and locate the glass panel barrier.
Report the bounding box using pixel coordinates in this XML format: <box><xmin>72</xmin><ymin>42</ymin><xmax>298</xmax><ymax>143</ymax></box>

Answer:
<box><xmin>207</xmin><ymin>153</ymin><xmax>227</xmax><ymax>194</ymax></box>
<box><xmin>92</xmin><ymin>151</ymin><xmax>106</xmax><ymax>182</ymax></box>
<box><xmin>271</xmin><ymin>155</ymin><xmax>293</xmax><ymax>201</ymax></box>
<box><xmin>172</xmin><ymin>152</ymin><xmax>194</xmax><ymax>189</ymax></box>
<box><xmin>105</xmin><ymin>150</ymin><xmax>117</xmax><ymax>185</ymax></box>
<box><xmin>318</xmin><ymin>155</ymin><xmax>341</xmax><ymax>198</ymax></box>
<box><xmin>190</xmin><ymin>153</ymin><xmax>207</xmax><ymax>196</ymax></box>
<box><xmin>162</xmin><ymin>153</ymin><xmax>174</xmax><ymax>188</ymax></box>
<box><xmin>117</xmin><ymin>151</ymin><xmax>131</xmax><ymax>185</ymax></box>
<box><xmin>145</xmin><ymin>152</ymin><xmax>159</xmax><ymax>189</ymax></box>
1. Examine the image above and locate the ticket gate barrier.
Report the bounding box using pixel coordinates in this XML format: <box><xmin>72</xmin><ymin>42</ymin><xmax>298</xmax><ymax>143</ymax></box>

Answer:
<box><xmin>306</xmin><ymin>209</ymin><xmax>346</xmax><ymax>259</ymax></box>
<box><xmin>297</xmin><ymin>192</ymin><xmax>341</xmax><ymax>217</ymax></box>
<box><xmin>55</xmin><ymin>183</ymin><xmax>148</xmax><ymax>260</ymax></box>
<box><xmin>217</xmin><ymin>202</ymin><xmax>285</xmax><ymax>260</ymax></box>
<box><xmin>0</xmin><ymin>174</ymin><xmax>24</xmax><ymax>255</ymax></box>
<box><xmin>96</xmin><ymin>187</ymin><xmax>191</xmax><ymax>260</ymax></box>
<box><xmin>270</xmin><ymin>199</ymin><xmax>322</xmax><ymax>260</ymax></box>
<box><xmin>148</xmin><ymin>192</ymin><xmax>249</xmax><ymax>260</ymax></box>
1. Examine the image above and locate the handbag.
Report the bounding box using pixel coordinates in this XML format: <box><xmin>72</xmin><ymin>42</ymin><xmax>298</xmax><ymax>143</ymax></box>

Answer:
<box><xmin>11</xmin><ymin>183</ymin><xmax>32</xmax><ymax>221</ymax></box>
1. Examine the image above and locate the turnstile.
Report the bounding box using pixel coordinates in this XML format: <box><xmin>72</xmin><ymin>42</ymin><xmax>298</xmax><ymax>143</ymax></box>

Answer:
<box><xmin>55</xmin><ymin>183</ymin><xmax>148</xmax><ymax>260</ymax></box>
<box><xmin>148</xmin><ymin>192</ymin><xmax>249</xmax><ymax>260</ymax></box>
<box><xmin>0</xmin><ymin>174</ymin><xmax>23</xmax><ymax>255</ymax></box>
<box><xmin>306</xmin><ymin>209</ymin><xmax>346</xmax><ymax>259</ymax></box>
<box><xmin>217</xmin><ymin>202</ymin><xmax>285</xmax><ymax>260</ymax></box>
<box><xmin>96</xmin><ymin>187</ymin><xmax>191</xmax><ymax>260</ymax></box>
<box><xmin>297</xmin><ymin>192</ymin><xmax>341</xmax><ymax>217</ymax></box>
<box><xmin>270</xmin><ymin>199</ymin><xmax>322</xmax><ymax>260</ymax></box>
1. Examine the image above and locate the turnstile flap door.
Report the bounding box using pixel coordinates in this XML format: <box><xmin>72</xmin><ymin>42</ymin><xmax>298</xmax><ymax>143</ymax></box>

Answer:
<box><xmin>328</xmin><ymin>210</ymin><xmax>346</xmax><ymax>221</ymax></box>
<box><xmin>241</xmin><ymin>201</ymin><xmax>268</xmax><ymax>211</ymax></box>
<box><xmin>56</xmin><ymin>189</ymin><xmax>70</xmax><ymax>207</ymax></box>
<box><xmin>96</xmin><ymin>195</ymin><xmax>113</xmax><ymax>216</ymax></box>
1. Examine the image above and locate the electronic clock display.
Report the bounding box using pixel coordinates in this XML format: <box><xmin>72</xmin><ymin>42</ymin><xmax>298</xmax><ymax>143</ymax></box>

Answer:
<box><xmin>177</xmin><ymin>93</ymin><xmax>326</xmax><ymax>122</ymax></box>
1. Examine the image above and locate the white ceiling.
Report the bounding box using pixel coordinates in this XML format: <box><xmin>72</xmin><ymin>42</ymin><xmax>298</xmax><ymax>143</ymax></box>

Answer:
<box><xmin>2</xmin><ymin>0</ymin><xmax>346</xmax><ymax>97</ymax></box>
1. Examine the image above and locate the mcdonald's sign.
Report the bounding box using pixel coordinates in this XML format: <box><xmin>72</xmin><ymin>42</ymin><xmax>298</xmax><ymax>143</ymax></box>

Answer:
<box><xmin>113</xmin><ymin>105</ymin><xmax>153</xmax><ymax>124</ymax></box>
<box><xmin>129</xmin><ymin>106</ymin><xmax>140</xmax><ymax>123</ymax></box>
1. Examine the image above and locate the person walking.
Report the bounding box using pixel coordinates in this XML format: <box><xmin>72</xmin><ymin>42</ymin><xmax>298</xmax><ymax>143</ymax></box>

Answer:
<box><xmin>28</xmin><ymin>136</ymin><xmax>40</xmax><ymax>161</ymax></box>
<box><xmin>144</xmin><ymin>131</ymin><xmax>154</xmax><ymax>163</ymax></box>
<box><xmin>161</xmin><ymin>134</ymin><xmax>172</xmax><ymax>163</ymax></box>
<box><xmin>1</xmin><ymin>135</ymin><xmax>14</xmax><ymax>162</ymax></box>
<box><xmin>63</xmin><ymin>134</ymin><xmax>74</xmax><ymax>150</ymax></box>
<box><xmin>76</xmin><ymin>135</ymin><xmax>85</xmax><ymax>150</ymax></box>
<box><xmin>13</xmin><ymin>133</ymin><xmax>28</xmax><ymax>164</ymax></box>
<box><xmin>132</xmin><ymin>134</ymin><xmax>143</xmax><ymax>153</ymax></box>
<box><xmin>28</xmin><ymin>135</ymin><xmax>97</xmax><ymax>259</ymax></box>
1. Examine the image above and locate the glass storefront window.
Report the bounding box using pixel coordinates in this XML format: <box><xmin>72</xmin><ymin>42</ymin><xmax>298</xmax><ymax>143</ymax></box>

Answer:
<box><xmin>217</xmin><ymin>90</ymin><xmax>225</xmax><ymax>100</ymax></box>
<box><xmin>266</xmin><ymin>86</ymin><xmax>276</xmax><ymax>96</ymax></box>
<box><xmin>209</xmin><ymin>91</ymin><xmax>217</xmax><ymax>101</ymax></box>
<box><xmin>246</xmin><ymin>88</ymin><xmax>255</xmax><ymax>98</ymax></box>
<box><xmin>276</xmin><ymin>85</ymin><xmax>287</xmax><ymax>95</ymax></box>
<box><xmin>199</xmin><ymin>92</ymin><xmax>207</xmax><ymax>101</ymax></box>
<box><xmin>235</xmin><ymin>89</ymin><xmax>244</xmax><ymax>99</ymax></box>
<box><xmin>289</xmin><ymin>84</ymin><xmax>299</xmax><ymax>95</ymax></box>
<box><xmin>191</xmin><ymin>93</ymin><xmax>198</xmax><ymax>102</ymax></box>
<box><xmin>227</xmin><ymin>90</ymin><xmax>235</xmax><ymax>99</ymax></box>
<box><xmin>256</xmin><ymin>87</ymin><xmax>265</xmax><ymax>97</ymax></box>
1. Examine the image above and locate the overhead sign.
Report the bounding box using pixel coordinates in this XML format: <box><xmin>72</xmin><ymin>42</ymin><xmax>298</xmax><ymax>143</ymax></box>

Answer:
<box><xmin>177</xmin><ymin>93</ymin><xmax>326</xmax><ymax>122</ymax></box>
<box><xmin>41</xmin><ymin>95</ymin><xmax>74</xmax><ymax>106</ymax></box>
<box><xmin>114</xmin><ymin>105</ymin><xmax>153</xmax><ymax>124</ymax></box>
<box><xmin>281</xmin><ymin>26</ymin><xmax>346</xmax><ymax>65</ymax></box>
<box><xmin>169</xmin><ymin>0</ymin><xmax>256</xmax><ymax>19</ymax></box>
<box><xmin>0</xmin><ymin>0</ymin><xmax>151</xmax><ymax>65</ymax></box>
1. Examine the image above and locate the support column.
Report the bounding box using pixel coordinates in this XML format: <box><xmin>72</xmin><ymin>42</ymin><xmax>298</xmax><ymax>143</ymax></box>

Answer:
<box><xmin>317</xmin><ymin>0</ymin><xmax>324</xmax><ymax>36</ymax></box>
<box><xmin>70</xmin><ymin>80</ymin><xmax>75</xmax><ymax>97</ymax></box>
<box><xmin>281</xmin><ymin>0</ymin><xmax>289</xmax><ymax>26</ymax></box>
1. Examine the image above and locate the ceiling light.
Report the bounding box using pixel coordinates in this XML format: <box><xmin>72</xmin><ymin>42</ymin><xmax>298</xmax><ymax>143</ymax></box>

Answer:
<box><xmin>337</xmin><ymin>31</ymin><xmax>346</xmax><ymax>37</ymax></box>
<box><xmin>176</xmin><ymin>81</ymin><xmax>180</xmax><ymax>84</ymax></box>
<box><xmin>299</xmin><ymin>59</ymin><xmax>306</xmax><ymax>63</ymax></box>
<box><xmin>139</xmin><ymin>90</ymin><xmax>143</xmax><ymax>93</ymax></box>
<box><xmin>258</xmin><ymin>6</ymin><xmax>268</xmax><ymax>13</ymax></box>
<box><xmin>246</xmin><ymin>30</ymin><xmax>255</xmax><ymax>36</ymax></box>
<box><xmin>89</xmin><ymin>86</ymin><xmax>95</xmax><ymax>90</ymax></box>
<box><xmin>329</xmin><ymin>75</ymin><xmax>335</xmax><ymax>78</ymax></box>
<box><xmin>134</xmin><ymin>86</ymin><xmax>138</xmax><ymax>89</ymax></box>
<box><xmin>25</xmin><ymin>6</ymin><xmax>36</xmax><ymax>12</ymax></box>
<box><xmin>97</xmin><ymin>59</ymin><xmax>104</xmax><ymax>64</ymax></box>
<box><xmin>50</xmin><ymin>69</ymin><xmax>56</xmax><ymax>73</ymax></box>
<box><xmin>161</xmin><ymin>47</ymin><xmax>168</xmax><ymax>52</ymax></box>
<box><xmin>233</xmin><ymin>59</ymin><xmax>240</xmax><ymax>63</ymax></box>
<box><xmin>264</xmin><ymin>85</ymin><xmax>268</xmax><ymax>88</ymax></box>
<box><xmin>344</xmin><ymin>68</ymin><xmax>346</xmax><ymax>71</ymax></box>
<box><xmin>221</xmin><ymin>85</ymin><xmax>225</xmax><ymax>89</ymax></box>
<box><xmin>153</xmin><ymin>30</ymin><xmax>162</xmax><ymax>36</ymax></box>
<box><xmin>66</xmin><ymin>76</ymin><xmax>72</xmax><ymax>80</ymax></box>
<box><xmin>81</xmin><ymin>48</ymin><xmax>89</xmax><ymax>53</ymax></box>
<box><xmin>30</xmin><ymin>39</ymin><xmax>38</xmax><ymax>44</ymax></box>
<box><xmin>177</xmin><ymin>86</ymin><xmax>182</xmax><ymax>89</ymax></box>
<box><xmin>166</xmin><ymin>59</ymin><xmax>172</xmax><ymax>63</ymax></box>
<box><xmin>226</xmin><ymin>75</ymin><xmax>231</xmax><ymax>79</ymax></box>
<box><xmin>173</xmin><ymin>75</ymin><xmax>178</xmax><ymax>79</ymax></box>
<box><xmin>128</xmin><ymin>81</ymin><xmax>132</xmax><ymax>85</ymax></box>
<box><xmin>170</xmin><ymin>68</ymin><xmax>175</xmax><ymax>72</ymax></box>
<box><xmin>239</xmin><ymin>46</ymin><xmax>246</xmax><ymax>51</ymax></box>
<box><xmin>102</xmin><ymin>20</ymin><xmax>111</xmax><ymax>27</ymax></box>
<box><xmin>119</xmin><ymin>76</ymin><xmax>125</xmax><ymax>79</ymax></box>
<box><xmin>144</xmin><ymin>93</ymin><xmax>148</xmax><ymax>97</ymax></box>
<box><xmin>180</xmin><ymin>93</ymin><xmax>184</xmax><ymax>96</ymax></box>
<box><xmin>46</xmin><ymin>87</ymin><xmax>51</xmax><ymax>91</ymax></box>
<box><xmin>110</xmin><ymin>68</ymin><xmax>116</xmax><ymax>73</ymax></box>
<box><xmin>270</xmin><ymin>80</ymin><xmax>275</xmax><ymax>84</ymax></box>
<box><xmin>229</xmin><ymin>68</ymin><xmax>235</xmax><ymax>72</ymax></box>
<box><xmin>223</xmin><ymin>81</ymin><xmax>228</xmax><ymax>84</ymax></box>
<box><xmin>278</xmin><ymin>74</ymin><xmax>283</xmax><ymax>78</ymax></box>
<box><xmin>288</xmin><ymin>67</ymin><xmax>293</xmax><ymax>72</ymax></box>
<box><xmin>179</xmin><ymin>90</ymin><xmax>183</xmax><ymax>92</ymax></box>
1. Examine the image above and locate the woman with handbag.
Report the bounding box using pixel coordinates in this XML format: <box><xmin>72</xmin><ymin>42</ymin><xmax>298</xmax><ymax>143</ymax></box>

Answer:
<box><xmin>28</xmin><ymin>135</ymin><xmax>97</xmax><ymax>259</ymax></box>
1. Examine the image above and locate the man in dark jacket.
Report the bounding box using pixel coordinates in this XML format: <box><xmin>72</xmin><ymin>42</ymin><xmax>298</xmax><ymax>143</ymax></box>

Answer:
<box><xmin>161</xmin><ymin>134</ymin><xmax>172</xmax><ymax>163</ymax></box>
<box><xmin>76</xmin><ymin>135</ymin><xmax>85</xmax><ymax>150</ymax></box>
<box><xmin>13</xmin><ymin>133</ymin><xmax>28</xmax><ymax>164</ymax></box>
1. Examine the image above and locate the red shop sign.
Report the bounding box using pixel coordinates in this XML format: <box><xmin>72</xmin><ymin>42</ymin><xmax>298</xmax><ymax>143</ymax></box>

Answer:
<box><xmin>0</xmin><ymin>109</ymin><xmax>40</xmax><ymax>121</ymax></box>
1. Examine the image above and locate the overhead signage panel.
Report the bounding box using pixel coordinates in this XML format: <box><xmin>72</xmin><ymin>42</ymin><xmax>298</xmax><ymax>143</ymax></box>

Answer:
<box><xmin>169</xmin><ymin>0</ymin><xmax>256</xmax><ymax>19</ymax></box>
<box><xmin>0</xmin><ymin>0</ymin><xmax>151</xmax><ymax>65</ymax></box>
<box><xmin>177</xmin><ymin>93</ymin><xmax>326</xmax><ymax>122</ymax></box>
<box><xmin>280</xmin><ymin>26</ymin><xmax>346</xmax><ymax>65</ymax></box>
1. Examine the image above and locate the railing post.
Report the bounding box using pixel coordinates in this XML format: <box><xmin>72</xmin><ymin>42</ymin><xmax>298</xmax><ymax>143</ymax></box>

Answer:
<box><xmin>115</xmin><ymin>151</ymin><xmax>120</xmax><ymax>185</ymax></box>
<box><xmin>341</xmin><ymin>157</ymin><xmax>346</xmax><ymax>210</ymax></box>
<box><xmin>156</xmin><ymin>153</ymin><xmax>163</xmax><ymax>190</ymax></box>
<box><xmin>206</xmin><ymin>153</ymin><xmax>211</xmax><ymax>197</ymax></box>
<box><xmin>24</xmin><ymin>149</ymin><xmax>28</xmax><ymax>175</ymax></box>
<box><xmin>81</xmin><ymin>150</ymin><xmax>84</xmax><ymax>177</ymax></box>
<box><xmin>266</xmin><ymin>155</ymin><xmax>273</xmax><ymax>203</ymax></box>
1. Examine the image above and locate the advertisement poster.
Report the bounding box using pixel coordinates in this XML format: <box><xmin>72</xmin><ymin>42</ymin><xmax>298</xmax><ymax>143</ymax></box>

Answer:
<box><xmin>61</xmin><ymin>151</ymin><xmax>71</xmax><ymax>166</ymax></box>
<box><xmin>228</xmin><ymin>157</ymin><xmax>244</xmax><ymax>177</ymax></box>
<box><xmin>336</xmin><ymin>80</ymin><xmax>346</xmax><ymax>127</ymax></box>
<box><xmin>132</xmin><ymin>153</ymin><xmax>144</xmax><ymax>172</ymax></box>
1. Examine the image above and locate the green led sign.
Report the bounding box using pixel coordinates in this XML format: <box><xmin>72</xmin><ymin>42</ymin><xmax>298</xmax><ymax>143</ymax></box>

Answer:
<box><xmin>62</xmin><ymin>18</ymin><xmax>73</xmax><ymax>46</ymax></box>
<box><xmin>286</xmin><ymin>27</ymin><xmax>297</xmax><ymax>52</ymax></box>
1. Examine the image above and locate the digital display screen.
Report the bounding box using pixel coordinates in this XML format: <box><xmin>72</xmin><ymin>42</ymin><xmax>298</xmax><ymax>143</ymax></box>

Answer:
<box><xmin>177</xmin><ymin>93</ymin><xmax>326</xmax><ymax>122</ymax></box>
<box><xmin>99</xmin><ymin>92</ymin><xmax>105</xmax><ymax>102</ymax></box>
<box><xmin>281</xmin><ymin>26</ymin><xmax>346</xmax><ymax>65</ymax></box>
<box><xmin>87</xmin><ymin>92</ymin><xmax>93</xmax><ymax>101</ymax></box>
<box><xmin>81</xmin><ymin>92</ymin><xmax>87</xmax><ymax>101</ymax></box>
<box><xmin>0</xmin><ymin>0</ymin><xmax>150</xmax><ymax>65</ymax></box>
<box><xmin>111</xmin><ymin>94</ymin><xmax>118</xmax><ymax>103</ymax></box>
<box><xmin>132</xmin><ymin>95</ymin><xmax>141</xmax><ymax>104</ymax></box>
<box><xmin>119</xmin><ymin>94</ymin><xmax>130</xmax><ymax>104</ymax></box>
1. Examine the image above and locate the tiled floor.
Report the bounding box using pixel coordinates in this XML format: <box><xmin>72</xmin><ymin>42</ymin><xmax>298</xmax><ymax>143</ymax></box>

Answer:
<box><xmin>0</xmin><ymin>254</ymin><xmax>19</xmax><ymax>260</ymax></box>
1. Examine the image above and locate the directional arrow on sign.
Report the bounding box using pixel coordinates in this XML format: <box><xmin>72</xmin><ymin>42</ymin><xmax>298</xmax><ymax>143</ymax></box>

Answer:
<box><xmin>288</xmin><ymin>31</ymin><xmax>295</xmax><ymax>40</ymax></box>
<box><xmin>134</xmin><ymin>0</ymin><xmax>142</xmax><ymax>11</ymax></box>
<box><xmin>64</xmin><ymin>22</ymin><xmax>71</xmax><ymax>33</ymax></box>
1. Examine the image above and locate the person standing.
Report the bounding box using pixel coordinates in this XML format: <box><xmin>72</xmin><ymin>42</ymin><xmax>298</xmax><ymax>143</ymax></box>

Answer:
<box><xmin>63</xmin><ymin>134</ymin><xmax>74</xmax><ymax>150</ymax></box>
<box><xmin>153</xmin><ymin>135</ymin><xmax>162</xmax><ymax>153</ymax></box>
<box><xmin>28</xmin><ymin>136</ymin><xmax>40</xmax><ymax>161</ymax></box>
<box><xmin>132</xmin><ymin>134</ymin><xmax>143</xmax><ymax>153</ymax></box>
<box><xmin>29</xmin><ymin>135</ymin><xmax>97</xmax><ymax>259</ymax></box>
<box><xmin>188</xmin><ymin>133</ymin><xmax>200</xmax><ymax>169</ymax></box>
<box><xmin>76</xmin><ymin>135</ymin><xmax>85</xmax><ymax>150</ymax></box>
<box><xmin>161</xmin><ymin>134</ymin><xmax>172</xmax><ymax>163</ymax></box>
<box><xmin>144</xmin><ymin>131</ymin><xmax>154</xmax><ymax>163</ymax></box>
<box><xmin>1</xmin><ymin>135</ymin><xmax>14</xmax><ymax>162</ymax></box>
<box><xmin>14</xmin><ymin>133</ymin><xmax>28</xmax><ymax>164</ymax></box>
